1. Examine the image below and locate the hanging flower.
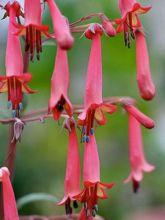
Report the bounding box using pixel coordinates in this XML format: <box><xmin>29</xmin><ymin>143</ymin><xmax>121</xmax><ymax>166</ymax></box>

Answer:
<box><xmin>79</xmin><ymin>23</ymin><xmax>117</xmax><ymax>143</ymax></box>
<box><xmin>48</xmin><ymin>47</ymin><xmax>72</xmax><ymax>120</ymax></box>
<box><xmin>0</xmin><ymin>167</ymin><xmax>19</xmax><ymax>220</ymax></box>
<box><xmin>0</xmin><ymin>1</ymin><xmax>35</xmax><ymax>117</ymax></box>
<box><xmin>115</xmin><ymin>0</ymin><xmax>155</xmax><ymax>100</ymax></box>
<box><xmin>124</xmin><ymin>114</ymin><xmax>155</xmax><ymax>192</ymax></box>
<box><xmin>115</xmin><ymin>0</ymin><xmax>151</xmax><ymax>47</ymax></box>
<box><xmin>135</xmin><ymin>30</ymin><xmax>156</xmax><ymax>100</ymax></box>
<box><xmin>75</xmin><ymin>135</ymin><xmax>114</xmax><ymax>219</ymax></box>
<box><xmin>123</xmin><ymin>104</ymin><xmax>155</xmax><ymax>129</ymax></box>
<box><xmin>45</xmin><ymin>0</ymin><xmax>74</xmax><ymax>49</ymax></box>
<box><xmin>16</xmin><ymin>0</ymin><xmax>50</xmax><ymax>60</ymax></box>
<box><xmin>58</xmin><ymin>118</ymin><xmax>81</xmax><ymax>215</ymax></box>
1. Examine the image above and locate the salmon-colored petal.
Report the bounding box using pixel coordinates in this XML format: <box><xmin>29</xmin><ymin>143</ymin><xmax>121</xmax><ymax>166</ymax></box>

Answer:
<box><xmin>95</xmin><ymin>108</ymin><xmax>107</xmax><ymax>125</ymax></box>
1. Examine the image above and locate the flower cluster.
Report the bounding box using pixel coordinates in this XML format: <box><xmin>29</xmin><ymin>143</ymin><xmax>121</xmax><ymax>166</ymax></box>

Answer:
<box><xmin>0</xmin><ymin>0</ymin><xmax>155</xmax><ymax>219</ymax></box>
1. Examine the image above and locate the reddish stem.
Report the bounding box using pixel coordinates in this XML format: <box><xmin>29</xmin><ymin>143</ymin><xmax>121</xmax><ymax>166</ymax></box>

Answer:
<box><xmin>70</xmin><ymin>13</ymin><xmax>104</xmax><ymax>27</ymax></box>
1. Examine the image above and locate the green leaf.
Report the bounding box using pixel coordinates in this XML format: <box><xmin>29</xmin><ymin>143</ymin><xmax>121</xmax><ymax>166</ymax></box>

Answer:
<box><xmin>17</xmin><ymin>193</ymin><xmax>58</xmax><ymax>210</ymax></box>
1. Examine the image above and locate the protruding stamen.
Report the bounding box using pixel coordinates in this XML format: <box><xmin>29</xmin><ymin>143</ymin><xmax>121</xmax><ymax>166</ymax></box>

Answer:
<box><xmin>18</xmin><ymin>102</ymin><xmax>23</xmax><ymax>112</ymax></box>
<box><xmin>12</xmin><ymin>110</ymin><xmax>16</xmax><ymax>118</ymax></box>
<box><xmin>132</xmin><ymin>179</ymin><xmax>140</xmax><ymax>193</ymax></box>
<box><xmin>131</xmin><ymin>30</ymin><xmax>135</xmax><ymax>39</ymax></box>
<box><xmin>65</xmin><ymin>199</ymin><xmax>72</xmax><ymax>215</ymax></box>
<box><xmin>86</xmin><ymin>135</ymin><xmax>90</xmax><ymax>143</ymax></box>
<box><xmin>82</xmin><ymin>135</ymin><xmax>87</xmax><ymax>143</ymax></box>
<box><xmin>7</xmin><ymin>101</ymin><xmax>12</xmax><ymax>109</ymax></box>
<box><xmin>82</xmin><ymin>126</ymin><xmax>86</xmax><ymax>133</ymax></box>
<box><xmin>73</xmin><ymin>200</ymin><xmax>78</xmax><ymax>209</ymax></box>
<box><xmin>124</xmin><ymin>32</ymin><xmax>130</xmax><ymax>48</ymax></box>
<box><xmin>92</xmin><ymin>208</ymin><xmax>96</xmax><ymax>217</ymax></box>
<box><xmin>84</xmin><ymin>202</ymin><xmax>88</xmax><ymax>209</ymax></box>
<box><xmin>85</xmin><ymin>208</ymin><xmax>90</xmax><ymax>217</ymax></box>
<box><xmin>90</xmin><ymin>128</ymin><xmax>94</xmax><ymax>135</ymax></box>
<box><xmin>94</xmin><ymin>204</ymin><xmax>98</xmax><ymax>213</ymax></box>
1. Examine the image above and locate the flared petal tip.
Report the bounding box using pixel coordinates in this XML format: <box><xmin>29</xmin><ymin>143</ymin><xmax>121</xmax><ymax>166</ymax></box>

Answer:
<box><xmin>143</xmin><ymin>162</ymin><xmax>155</xmax><ymax>173</ymax></box>
<box><xmin>133</xmin><ymin>3</ymin><xmax>152</xmax><ymax>14</ymax></box>
<box><xmin>58</xmin><ymin>196</ymin><xmax>68</xmax><ymax>206</ymax></box>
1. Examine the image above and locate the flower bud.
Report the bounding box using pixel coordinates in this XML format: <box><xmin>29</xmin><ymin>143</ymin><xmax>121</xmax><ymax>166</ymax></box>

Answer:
<box><xmin>101</xmin><ymin>15</ymin><xmax>116</xmax><ymax>37</ymax></box>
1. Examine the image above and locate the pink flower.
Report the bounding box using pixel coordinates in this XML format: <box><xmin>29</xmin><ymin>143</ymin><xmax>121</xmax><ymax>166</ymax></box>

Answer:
<box><xmin>58</xmin><ymin>118</ymin><xmax>80</xmax><ymax>215</ymax></box>
<box><xmin>0</xmin><ymin>1</ymin><xmax>34</xmax><ymax>116</ymax></box>
<box><xmin>16</xmin><ymin>0</ymin><xmax>50</xmax><ymax>60</ymax></box>
<box><xmin>75</xmin><ymin>135</ymin><xmax>114</xmax><ymax>219</ymax></box>
<box><xmin>125</xmin><ymin>114</ymin><xmax>155</xmax><ymax>192</ymax></box>
<box><xmin>48</xmin><ymin>47</ymin><xmax>72</xmax><ymax>120</ymax></box>
<box><xmin>115</xmin><ymin>0</ymin><xmax>155</xmax><ymax>100</ymax></box>
<box><xmin>79</xmin><ymin>24</ymin><xmax>117</xmax><ymax>142</ymax></box>
<box><xmin>135</xmin><ymin>30</ymin><xmax>156</xmax><ymax>100</ymax></box>
<box><xmin>0</xmin><ymin>167</ymin><xmax>19</xmax><ymax>220</ymax></box>
<box><xmin>124</xmin><ymin>104</ymin><xmax>155</xmax><ymax>129</ymax></box>
<box><xmin>100</xmin><ymin>15</ymin><xmax>116</xmax><ymax>37</ymax></box>
<box><xmin>45</xmin><ymin>0</ymin><xmax>74</xmax><ymax>49</ymax></box>
<box><xmin>116</xmin><ymin>0</ymin><xmax>151</xmax><ymax>47</ymax></box>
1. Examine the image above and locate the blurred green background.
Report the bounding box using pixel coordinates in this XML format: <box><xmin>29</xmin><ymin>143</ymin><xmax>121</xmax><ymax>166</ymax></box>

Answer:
<box><xmin>0</xmin><ymin>0</ymin><xmax>165</xmax><ymax>219</ymax></box>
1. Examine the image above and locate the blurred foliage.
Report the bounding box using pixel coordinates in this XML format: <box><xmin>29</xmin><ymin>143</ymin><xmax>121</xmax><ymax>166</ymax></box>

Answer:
<box><xmin>0</xmin><ymin>0</ymin><xmax>165</xmax><ymax>220</ymax></box>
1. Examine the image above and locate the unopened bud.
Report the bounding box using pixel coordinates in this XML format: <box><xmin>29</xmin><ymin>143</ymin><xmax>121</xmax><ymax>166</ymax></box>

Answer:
<box><xmin>101</xmin><ymin>15</ymin><xmax>116</xmax><ymax>37</ymax></box>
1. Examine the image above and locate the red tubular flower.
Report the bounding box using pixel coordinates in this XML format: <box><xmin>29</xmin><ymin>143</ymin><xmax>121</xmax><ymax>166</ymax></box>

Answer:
<box><xmin>58</xmin><ymin>118</ymin><xmax>81</xmax><ymax>215</ymax></box>
<box><xmin>17</xmin><ymin>0</ymin><xmax>50</xmax><ymax>60</ymax></box>
<box><xmin>79</xmin><ymin>24</ymin><xmax>117</xmax><ymax>143</ymax></box>
<box><xmin>45</xmin><ymin>0</ymin><xmax>74</xmax><ymax>49</ymax></box>
<box><xmin>115</xmin><ymin>0</ymin><xmax>155</xmax><ymax>100</ymax></box>
<box><xmin>124</xmin><ymin>104</ymin><xmax>155</xmax><ymax>129</ymax></box>
<box><xmin>135</xmin><ymin>30</ymin><xmax>156</xmax><ymax>100</ymax></box>
<box><xmin>125</xmin><ymin>114</ymin><xmax>155</xmax><ymax>193</ymax></box>
<box><xmin>74</xmin><ymin>135</ymin><xmax>114</xmax><ymax>219</ymax></box>
<box><xmin>116</xmin><ymin>0</ymin><xmax>151</xmax><ymax>47</ymax></box>
<box><xmin>0</xmin><ymin>167</ymin><xmax>19</xmax><ymax>220</ymax></box>
<box><xmin>48</xmin><ymin>47</ymin><xmax>72</xmax><ymax>120</ymax></box>
<box><xmin>0</xmin><ymin>1</ymin><xmax>34</xmax><ymax>117</ymax></box>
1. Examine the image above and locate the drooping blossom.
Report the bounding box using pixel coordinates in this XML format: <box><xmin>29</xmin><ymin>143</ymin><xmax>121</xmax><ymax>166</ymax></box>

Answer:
<box><xmin>125</xmin><ymin>114</ymin><xmax>155</xmax><ymax>192</ymax></box>
<box><xmin>115</xmin><ymin>0</ymin><xmax>155</xmax><ymax>100</ymax></box>
<box><xmin>58</xmin><ymin>118</ymin><xmax>81</xmax><ymax>215</ymax></box>
<box><xmin>16</xmin><ymin>0</ymin><xmax>50</xmax><ymax>60</ymax></box>
<box><xmin>0</xmin><ymin>167</ymin><xmax>19</xmax><ymax>220</ymax></box>
<box><xmin>123</xmin><ymin>104</ymin><xmax>155</xmax><ymax>129</ymax></box>
<box><xmin>75</xmin><ymin>135</ymin><xmax>114</xmax><ymax>219</ymax></box>
<box><xmin>0</xmin><ymin>1</ymin><xmax>34</xmax><ymax>117</ymax></box>
<box><xmin>48</xmin><ymin>47</ymin><xmax>72</xmax><ymax>120</ymax></box>
<box><xmin>115</xmin><ymin>0</ymin><xmax>151</xmax><ymax>47</ymax></box>
<box><xmin>79</xmin><ymin>23</ymin><xmax>117</xmax><ymax>143</ymax></box>
<box><xmin>135</xmin><ymin>30</ymin><xmax>156</xmax><ymax>100</ymax></box>
<box><xmin>45</xmin><ymin>0</ymin><xmax>74</xmax><ymax>49</ymax></box>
